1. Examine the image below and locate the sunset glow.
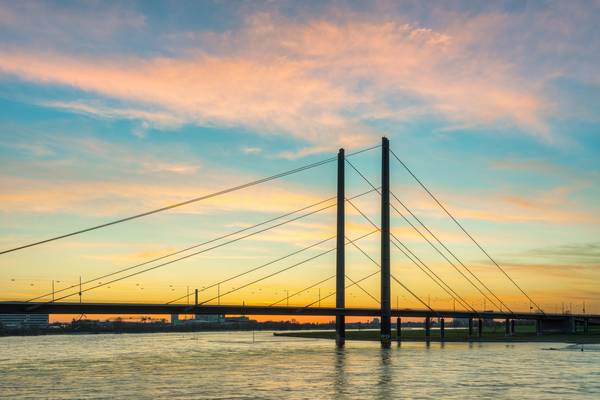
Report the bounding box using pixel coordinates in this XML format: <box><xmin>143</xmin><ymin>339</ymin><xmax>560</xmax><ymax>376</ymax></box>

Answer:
<box><xmin>1</xmin><ymin>1</ymin><xmax>599</xmax><ymax>321</ymax></box>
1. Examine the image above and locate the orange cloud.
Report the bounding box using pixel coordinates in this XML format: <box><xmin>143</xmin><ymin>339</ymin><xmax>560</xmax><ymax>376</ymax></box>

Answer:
<box><xmin>391</xmin><ymin>180</ymin><xmax>599</xmax><ymax>226</ymax></box>
<box><xmin>0</xmin><ymin>170</ymin><xmax>333</xmax><ymax>217</ymax></box>
<box><xmin>0</xmin><ymin>12</ymin><xmax>554</xmax><ymax>151</ymax></box>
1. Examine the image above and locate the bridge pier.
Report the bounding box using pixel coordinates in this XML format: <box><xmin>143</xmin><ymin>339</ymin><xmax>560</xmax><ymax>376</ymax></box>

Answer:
<box><xmin>468</xmin><ymin>318</ymin><xmax>474</xmax><ymax>339</ymax></box>
<box><xmin>425</xmin><ymin>316</ymin><xmax>431</xmax><ymax>342</ymax></box>
<box><xmin>535</xmin><ymin>319</ymin><xmax>541</xmax><ymax>336</ymax></box>
<box><xmin>584</xmin><ymin>318</ymin><xmax>589</xmax><ymax>334</ymax></box>
<box><xmin>505</xmin><ymin>318</ymin><xmax>510</xmax><ymax>336</ymax></box>
<box><xmin>440</xmin><ymin>318</ymin><xmax>445</xmax><ymax>341</ymax></box>
<box><xmin>511</xmin><ymin>319</ymin><xmax>515</xmax><ymax>335</ymax></box>
<box><xmin>396</xmin><ymin>317</ymin><xmax>401</xmax><ymax>344</ymax></box>
<box><xmin>336</xmin><ymin>148</ymin><xmax>345</xmax><ymax>348</ymax></box>
<box><xmin>380</xmin><ymin>137</ymin><xmax>391</xmax><ymax>348</ymax></box>
<box><xmin>477</xmin><ymin>318</ymin><xmax>483</xmax><ymax>339</ymax></box>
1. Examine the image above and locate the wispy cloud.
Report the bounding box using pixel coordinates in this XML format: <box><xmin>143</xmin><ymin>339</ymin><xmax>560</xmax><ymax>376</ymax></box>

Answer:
<box><xmin>0</xmin><ymin>2</ymin><xmax>146</xmax><ymax>49</ymax></box>
<box><xmin>241</xmin><ymin>147</ymin><xmax>262</xmax><ymax>155</ymax></box>
<box><xmin>397</xmin><ymin>180</ymin><xmax>600</xmax><ymax>226</ymax></box>
<box><xmin>524</xmin><ymin>242</ymin><xmax>600</xmax><ymax>265</ymax></box>
<box><xmin>489</xmin><ymin>157</ymin><xmax>573</xmax><ymax>177</ymax></box>
<box><xmin>2</xmin><ymin>5</ymin><xmax>586</xmax><ymax>150</ymax></box>
<box><xmin>38</xmin><ymin>100</ymin><xmax>182</xmax><ymax>128</ymax></box>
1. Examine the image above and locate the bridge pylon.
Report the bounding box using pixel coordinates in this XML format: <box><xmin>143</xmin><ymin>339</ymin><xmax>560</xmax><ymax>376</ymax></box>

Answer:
<box><xmin>381</xmin><ymin>137</ymin><xmax>392</xmax><ymax>348</ymax></box>
<box><xmin>336</xmin><ymin>148</ymin><xmax>345</xmax><ymax>347</ymax></box>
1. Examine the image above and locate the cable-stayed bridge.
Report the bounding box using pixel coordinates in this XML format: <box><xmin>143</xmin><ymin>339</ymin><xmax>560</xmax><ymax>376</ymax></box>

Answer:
<box><xmin>1</xmin><ymin>137</ymin><xmax>597</xmax><ymax>347</ymax></box>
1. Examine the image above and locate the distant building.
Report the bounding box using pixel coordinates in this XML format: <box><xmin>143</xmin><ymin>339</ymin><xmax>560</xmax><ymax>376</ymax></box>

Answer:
<box><xmin>0</xmin><ymin>314</ymin><xmax>49</xmax><ymax>328</ymax></box>
<box><xmin>193</xmin><ymin>313</ymin><xmax>224</xmax><ymax>323</ymax></box>
<box><xmin>225</xmin><ymin>316</ymin><xmax>251</xmax><ymax>322</ymax></box>
<box><xmin>170</xmin><ymin>313</ymin><xmax>225</xmax><ymax>325</ymax></box>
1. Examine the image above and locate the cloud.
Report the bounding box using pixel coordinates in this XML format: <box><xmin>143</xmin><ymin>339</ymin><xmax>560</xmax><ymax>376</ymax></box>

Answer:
<box><xmin>490</xmin><ymin>158</ymin><xmax>563</xmax><ymax>174</ymax></box>
<box><xmin>524</xmin><ymin>242</ymin><xmax>600</xmax><ymax>265</ymax></box>
<box><xmin>0</xmin><ymin>5</ymin><xmax>576</xmax><ymax>150</ymax></box>
<box><xmin>395</xmin><ymin>180</ymin><xmax>600</xmax><ymax>226</ymax></box>
<box><xmin>0</xmin><ymin>2</ymin><xmax>146</xmax><ymax>49</ymax></box>
<box><xmin>0</xmin><ymin>133</ymin><xmax>333</xmax><ymax>218</ymax></box>
<box><xmin>0</xmin><ymin>173</ymin><xmax>333</xmax><ymax>217</ymax></box>
<box><xmin>242</xmin><ymin>147</ymin><xmax>262</xmax><ymax>155</ymax></box>
<box><xmin>151</xmin><ymin>162</ymin><xmax>200</xmax><ymax>175</ymax></box>
<box><xmin>0</xmin><ymin>50</ymin><xmax>360</xmax><ymax>147</ymax></box>
<box><xmin>38</xmin><ymin>100</ymin><xmax>182</xmax><ymax>128</ymax></box>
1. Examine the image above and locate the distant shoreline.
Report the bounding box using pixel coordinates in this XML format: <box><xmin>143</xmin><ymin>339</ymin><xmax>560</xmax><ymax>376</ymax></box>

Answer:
<box><xmin>274</xmin><ymin>328</ymin><xmax>600</xmax><ymax>344</ymax></box>
<box><xmin>0</xmin><ymin>321</ymin><xmax>377</xmax><ymax>338</ymax></box>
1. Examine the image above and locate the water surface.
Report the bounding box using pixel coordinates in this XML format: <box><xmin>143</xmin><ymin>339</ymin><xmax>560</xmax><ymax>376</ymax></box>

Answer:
<box><xmin>1</xmin><ymin>331</ymin><xmax>599</xmax><ymax>399</ymax></box>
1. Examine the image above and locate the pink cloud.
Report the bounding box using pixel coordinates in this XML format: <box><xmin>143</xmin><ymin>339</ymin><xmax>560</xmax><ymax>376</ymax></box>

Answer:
<box><xmin>0</xmin><ymin>11</ymin><xmax>555</xmax><ymax>151</ymax></box>
<box><xmin>397</xmin><ymin>182</ymin><xmax>600</xmax><ymax>226</ymax></box>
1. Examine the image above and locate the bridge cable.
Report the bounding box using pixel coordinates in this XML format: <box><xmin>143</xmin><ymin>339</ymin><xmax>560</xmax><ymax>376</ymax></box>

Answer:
<box><xmin>346</xmin><ymin>197</ymin><xmax>477</xmax><ymax>314</ymax></box>
<box><xmin>303</xmin><ymin>270</ymin><xmax>380</xmax><ymax>308</ymax></box>
<box><xmin>165</xmin><ymin>224</ymin><xmax>375</xmax><ymax>304</ymax></box>
<box><xmin>390</xmin><ymin>235</ymin><xmax>478</xmax><ymax>314</ymax></box>
<box><xmin>346</xmin><ymin>236</ymin><xmax>435</xmax><ymax>313</ymax></box>
<box><xmin>1</xmin><ymin>144</ymin><xmax>381</xmax><ymax>255</ymax></box>
<box><xmin>389</xmin><ymin>149</ymin><xmax>544</xmax><ymax>314</ymax></box>
<box><xmin>345</xmin><ymin>158</ymin><xmax>509</xmax><ymax>313</ymax></box>
<box><xmin>390</xmin><ymin>275</ymin><xmax>435</xmax><ymax>314</ymax></box>
<box><xmin>165</xmin><ymin>192</ymin><xmax>377</xmax><ymax>305</ymax></box>
<box><xmin>268</xmin><ymin>274</ymin><xmax>335</xmax><ymax>307</ymax></box>
<box><xmin>197</xmin><ymin>230</ymin><xmax>378</xmax><ymax>305</ymax></box>
<box><xmin>347</xmin><ymin>196</ymin><xmax>473</xmax><ymax>311</ymax></box>
<box><xmin>28</xmin><ymin>198</ymin><xmax>370</xmax><ymax>307</ymax></box>
<box><xmin>27</xmin><ymin>188</ymin><xmax>377</xmax><ymax>303</ymax></box>
<box><xmin>25</xmin><ymin>195</ymin><xmax>328</xmax><ymax>301</ymax></box>
<box><xmin>345</xmin><ymin>274</ymin><xmax>379</xmax><ymax>304</ymax></box>
<box><xmin>290</xmin><ymin>217</ymin><xmax>434</xmax><ymax>312</ymax></box>
<box><xmin>166</xmin><ymin>235</ymin><xmax>335</xmax><ymax>304</ymax></box>
<box><xmin>269</xmin><ymin>264</ymin><xmax>379</xmax><ymax>307</ymax></box>
<box><xmin>346</xmin><ymin>158</ymin><xmax>504</xmax><ymax>312</ymax></box>
<box><xmin>267</xmin><ymin>240</ymin><xmax>381</xmax><ymax>307</ymax></box>
<box><xmin>389</xmin><ymin>190</ymin><xmax>512</xmax><ymax>313</ymax></box>
<box><xmin>267</xmin><ymin>228</ymin><xmax>393</xmax><ymax>308</ymax></box>
<box><xmin>302</xmin><ymin>269</ymin><xmax>434</xmax><ymax>313</ymax></box>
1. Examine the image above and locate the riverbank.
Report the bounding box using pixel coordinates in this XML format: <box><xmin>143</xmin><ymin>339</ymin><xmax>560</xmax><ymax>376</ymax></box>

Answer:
<box><xmin>0</xmin><ymin>319</ymin><xmax>379</xmax><ymax>337</ymax></box>
<box><xmin>274</xmin><ymin>327</ymin><xmax>600</xmax><ymax>344</ymax></box>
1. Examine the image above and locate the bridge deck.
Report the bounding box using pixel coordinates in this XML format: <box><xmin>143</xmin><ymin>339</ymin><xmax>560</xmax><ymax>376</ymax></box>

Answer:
<box><xmin>1</xmin><ymin>302</ymin><xmax>597</xmax><ymax>321</ymax></box>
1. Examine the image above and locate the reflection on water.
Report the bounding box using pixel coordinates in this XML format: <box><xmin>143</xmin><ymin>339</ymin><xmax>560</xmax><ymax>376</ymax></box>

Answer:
<box><xmin>377</xmin><ymin>349</ymin><xmax>392</xmax><ymax>399</ymax></box>
<box><xmin>1</xmin><ymin>331</ymin><xmax>599</xmax><ymax>399</ymax></box>
<box><xmin>334</xmin><ymin>348</ymin><xmax>346</xmax><ymax>398</ymax></box>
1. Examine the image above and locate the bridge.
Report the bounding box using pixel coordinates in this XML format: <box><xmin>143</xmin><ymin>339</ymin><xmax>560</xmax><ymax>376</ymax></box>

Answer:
<box><xmin>1</xmin><ymin>137</ymin><xmax>597</xmax><ymax>347</ymax></box>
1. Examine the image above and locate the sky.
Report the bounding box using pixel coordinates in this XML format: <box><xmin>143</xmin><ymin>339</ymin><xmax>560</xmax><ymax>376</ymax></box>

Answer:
<box><xmin>0</xmin><ymin>0</ymin><xmax>599</xmax><ymax>321</ymax></box>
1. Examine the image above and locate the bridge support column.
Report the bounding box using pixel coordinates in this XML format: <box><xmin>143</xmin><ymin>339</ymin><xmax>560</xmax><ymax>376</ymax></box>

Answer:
<box><xmin>440</xmin><ymin>318</ymin><xmax>445</xmax><ymax>342</ymax></box>
<box><xmin>380</xmin><ymin>137</ymin><xmax>391</xmax><ymax>348</ymax></box>
<box><xmin>468</xmin><ymin>318</ymin><xmax>474</xmax><ymax>339</ymax></box>
<box><xmin>477</xmin><ymin>318</ymin><xmax>483</xmax><ymax>339</ymax></box>
<box><xmin>584</xmin><ymin>318</ymin><xmax>589</xmax><ymax>334</ymax></box>
<box><xmin>569</xmin><ymin>317</ymin><xmax>576</xmax><ymax>334</ymax></box>
<box><xmin>335</xmin><ymin>148</ymin><xmax>345</xmax><ymax>348</ymax></box>
<box><xmin>396</xmin><ymin>317</ymin><xmax>401</xmax><ymax>343</ymax></box>
<box><xmin>511</xmin><ymin>319</ymin><xmax>515</xmax><ymax>335</ymax></box>
<box><xmin>425</xmin><ymin>316</ymin><xmax>431</xmax><ymax>342</ymax></box>
<box><xmin>505</xmin><ymin>318</ymin><xmax>510</xmax><ymax>336</ymax></box>
<box><xmin>535</xmin><ymin>319</ymin><xmax>541</xmax><ymax>336</ymax></box>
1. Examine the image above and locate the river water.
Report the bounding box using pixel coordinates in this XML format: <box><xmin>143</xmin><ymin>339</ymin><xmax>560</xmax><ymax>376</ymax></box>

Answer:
<box><xmin>1</xmin><ymin>331</ymin><xmax>599</xmax><ymax>399</ymax></box>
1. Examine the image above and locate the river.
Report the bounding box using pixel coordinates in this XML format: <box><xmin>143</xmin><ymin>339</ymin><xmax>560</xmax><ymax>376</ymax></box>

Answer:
<box><xmin>1</xmin><ymin>331</ymin><xmax>599</xmax><ymax>399</ymax></box>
